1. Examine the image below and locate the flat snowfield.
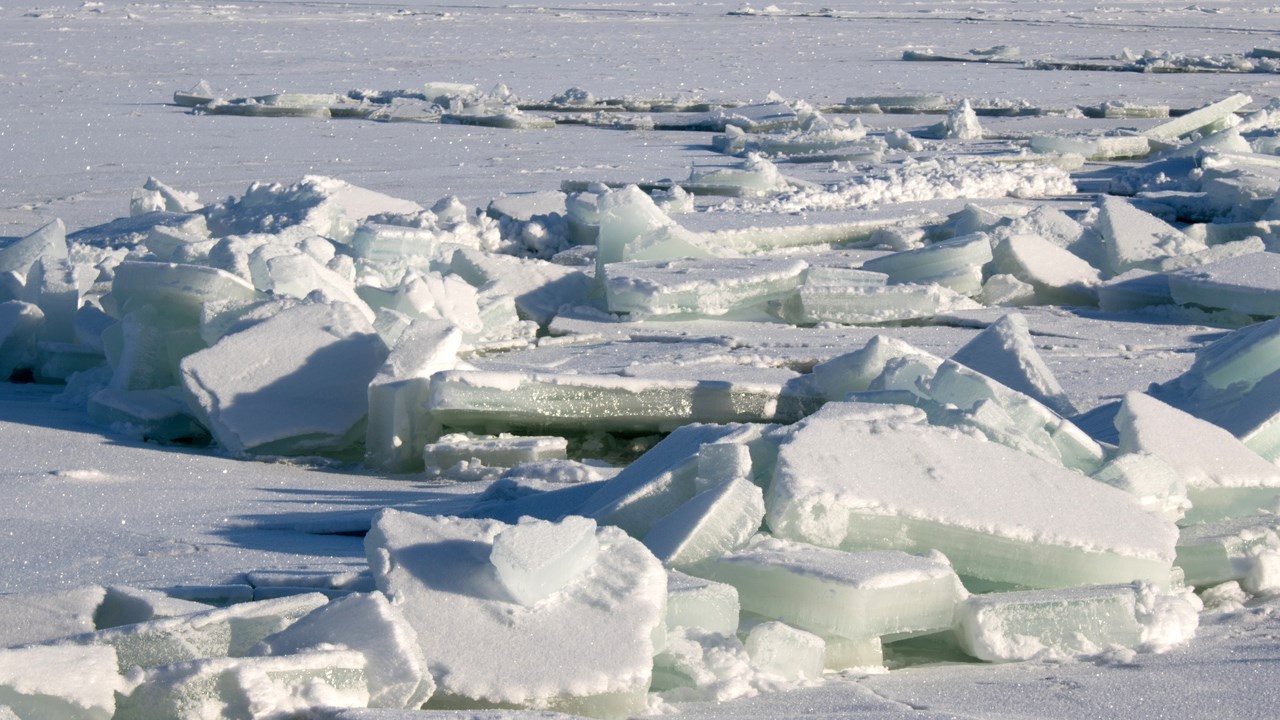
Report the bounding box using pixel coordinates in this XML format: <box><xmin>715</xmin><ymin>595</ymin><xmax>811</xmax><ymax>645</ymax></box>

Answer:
<box><xmin>6</xmin><ymin>0</ymin><xmax>1280</xmax><ymax>718</ymax></box>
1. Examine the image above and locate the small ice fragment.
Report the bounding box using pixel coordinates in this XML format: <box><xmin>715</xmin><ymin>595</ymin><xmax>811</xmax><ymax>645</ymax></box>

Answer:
<box><xmin>130</xmin><ymin>177</ymin><xmax>201</xmax><ymax>217</ymax></box>
<box><xmin>951</xmin><ymin>313</ymin><xmax>1077</xmax><ymax>416</ymax></box>
<box><xmin>744</xmin><ymin>621</ymin><xmax>825</xmax><ymax>680</ymax></box>
<box><xmin>955</xmin><ymin>585</ymin><xmax>1143</xmax><ymax>662</ymax></box>
<box><xmin>643</xmin><ymin>476</ymin><xmax>765</xmax><ymax>569</ymax></box>
<box><xmin>666</xmin><ymin>571</ymin><xmax>740</xmax><ymax>635</ymax></box>
<box><xmin>0</xmin><ymin>644</ymin><xmax>121</xmax><ymax>720</ymax></box>
<box><xmin>804</xmin><ymin>335</ymin><xmax>940</xmax><ymax>402</ymax></box>
<box><xmin>490</xmin><ymin>516</ymin><xmax>601</xmax><ymax>606</ymax></box>
<box><xmin>980</xmin><ymin>273</ymin><xmax>1036</xmax><ymax>307</ymax></box>
<box><xmin>920</xmin><ymin>100</ymin><xmax>983</xmax><ymax>140</ymax></box>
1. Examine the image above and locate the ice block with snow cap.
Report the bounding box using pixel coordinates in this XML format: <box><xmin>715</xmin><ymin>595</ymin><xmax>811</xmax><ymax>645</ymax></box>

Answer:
<box><xmin>107</xmin><ymin>261</ymin><xmax>259</xmax><ymax>327</ymax></box>
<box><xmin>1097</xmin><ymin>196</ymin><xmax>1207</xmax><ymax>276</ymax></box>
<box><xmin>950</xmin><ymin>312</ymin><xmax>1077</xmax><ymax>416</ymax></box>
<box><xmin>643</xmin><ymin>476</ymin><xmax>765</xmax><ymax>570</ymax></box>
<box><xmin>766</xmin><ymin>402</ymin><xmax>1176</xmax><ymax>590</ymax></box>
<box><xmin>990</xmin><ymin>233</ymin><xmax>1100</xmax><ymax>306</ymax></box>
<box><xmin>365</xmin><ymin>319</ymin><xmax>463</xmax><ymax>472</ymax></box>
<box><xmin>1176</xmin><ymin>515</ymin><xmax>1280</xmax><ymax>587</ymax></box>
<box><xmin>955</xmin><ymin>585</ymin><xmax>1144</xmax><ymax>662</ymax></box>
<box><xmin>0</xmin><ymin>645</ymin><xmax>121</xmax><ymax>720</ymax></box>
<box><xmin>860</xmin><ymin>232</ymin><xmax>993</xmax><ymax>296</ymax></box>
<box><xmin>603</xmin><ymin>256</ymin><xmax>808</xmax><ymax>318</ymax></box>
<box><xmin>490</xmin><ymin>516</ymin><xmax>602</xmax><ymax>606</ymax></box>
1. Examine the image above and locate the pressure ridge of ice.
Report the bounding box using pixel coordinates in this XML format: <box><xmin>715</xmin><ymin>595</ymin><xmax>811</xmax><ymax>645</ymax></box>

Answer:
<box><xmin>14</xmin><ymin>83</ymin><xmax>1280</xmax><ymax>718</ymax></box>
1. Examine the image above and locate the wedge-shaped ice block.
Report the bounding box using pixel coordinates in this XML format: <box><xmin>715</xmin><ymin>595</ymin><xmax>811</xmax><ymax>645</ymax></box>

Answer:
<box><xmin>202</xmin><ymin>176</ymin><xmax>421</xmax><ymax>244</ymax></box>
<box><xmin>1028</xmin><ymin>135</ymin><xmax>1150</xmax><ymax>161</ymax></box>
<box><xmin>1168</xmin><ymin>251</ymin><xmax>1280</xmax><ymax>317</ymax></box>
<box><xmin>578</xmin><ymin>423</ymin><xmax>773</xmax><ymax>538</ymax></box>
<box><xmin>1116</xmin><ymin>392</ymin><xmax>1280</xmax><ymax>524</ymax></box>
<box><xmin>643</xmin><ymin>477</ymin><xmax>765</xmax><ymax>569</ymax></box>
<box><xmin>491</xmin><ymin>516</ymin><xmax>602</xmax><ymax>606</ymax></box>
<box><xmin>424</xmin><ymin>433</ymin><xmax>568</xmax><ymax>470</ymax></box>
<box><xmin>115</xmin><ymin>649</ymin><xmax>369</xmax><ymax>719</ymax></box>
<box><xmin>767</xmin><ymin>402</ymin><xmax>1176</xmax><ymax>589</ymax></box>
<box><xmin>991</xmin><ymin>233</ymin><xmax>1100</xmax><ymax>306</ymax></box>
<box><xmin>365</xmin><ymin>319</ymin><xmax>462</xmax><ymax>472</ymax></box>
<box><xmin>428</xmin><ymin>370</ymin><xmax>785</xmax><ymax>438</ymax></box>
<box><xmin>108</xmin><ymin>261</ymin><xmax>259</xmax><ymax>326</ymax></box>
<box><xmin>253</xmin><ymin>592</ymin><xmax>433</xmax><ymax>709</ymax></box>
<box><xmin>951</xmin><ymin>313</ymin><xmax>1077</xmax><ymax>416</ymax></box>
<box><xmin>1142</xmin><ymin>93</ymin><xmax>1252</xmax><ymax>143</ymax></box>
<box><xmin>365</xmin><ymin>510</ymin><xmax>664</xmax><ymax>717</ymax></box>
<box><xmin>744</xmin><ymin>621</ymin><xmax>825</xmax><ymax>681</ymax></box>
<box><xmin>595</xmin><ymin>186</ymin><xmax>717</xmax><ymax>277</ymax></box>
<box><xmin>955</xmin><ymin>585</ymin><xmax>1142</xmax><ymax>662</ymax></box>
<box><xmin>604</xmin><ymin>257</ymin><xmax>807</xmax><ymax>318</ymax></box>
<box><xmin>666</xmin><ymin>571</ymin><xmax>740</xmax><ymax>635</ymax></box>
<box><xmin>785</xmin><ymin>283</ymin><xmax>981</xmax><ymax>325</ymax></box>
<box><xmin>63</xmin><ymin>592</ymin><xmax>328</xmax><ymax>670</ymax></box>
<box><xmin>860</xmin><ymin>233</ymin><xmax>993</xmax><ymax>296</ymax></box>
<box><xmin>921</xmin><ymin>100</ymin><xmax>983</xmax><ymax>140</ymax></box>
<box><xmin>0</xmin><ymin>219</ymin><xmax>67</xmax><ymax>278</ymax></box>
<box><xmin>0</xmin><ymin>645</ymin><xmax>121</xmax><ymax>720</ymax></box>
<box><xmin>180</xmin><ymin>300</ymin><xmax>388</xmax><ymax>457</ymax></box>
<box><xmin>693</xmin><ymin>535</ymin><xmax>964</xmax><ymax>640</ymax></box>
<box><xmin>1175</xmin><ymin>516</ymin><xmax>1280</xmax><ymax>587</ymax></box>
<box><xmin>1097</xmin><ymin>196</ymin><xmax>1206</xmax><ymax>276</ymax></box>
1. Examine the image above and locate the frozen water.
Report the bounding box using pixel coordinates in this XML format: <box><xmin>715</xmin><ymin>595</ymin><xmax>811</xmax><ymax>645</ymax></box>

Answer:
<box><xmin>603</xmin><ymin>257</ymin><xmax>808</xmax><ymax>318</ymax></box>
<box><xmin>666</xmin><ymin>572</ymin><xmax>740</xmax><ymax>636</ymax></box>
<box><xmin>0</xmin><ymin>220</ymin><xmax>67</xmax><ymax>278</ymax></box>
<box><xmin>365</xmin><ymin>319</ymin><xmax>463</xmax><ymax>472</ymax></box>
<box><xmin>1143</xmin><ymin>93</ymin><xmax>1253</xmax><ymax>144</ymax></box>
<box><xmin>1097</xmin><ymin>196</ymin><xmax>1207</xmax><ymax>276</ymax></box>
<box><xmin>642</xmin><ymin>476</ymin><xmax>765</xmax><ymax>569</ymax></box>
<box><xmin>950</xmin><ymin>313</ymin><xmax>1076</xmax><ymax>416</ymax></box>
<box><xmin>0</xmin><ymin>644</ymin><xmax>120</xmax><ymax>720</ymax></box>
<box><xmin>955</xmin><ymin>585</ymin><xmax>1143</xmax><ymax>662</ymax></box>
<box><xmin>744</xmin><ymin>621</ymin><xmax>825</xmax><ymax>681</ymax></box>
<box><xmin>1168</xmin><ymin>251</ymin><xmax>1280</xmax><ymax>317</ymax></box>
<box><xmin>1176</xmin><ymin>516</ymin><xmax>1280</xmax><ymax>588</ymax></box>
<box><xmin>860</xmin><ymin>233</ymin><xmax>993</xmax><ymax>296</ymax></box>
<box><xmin>423</xmin><ymin>433</ymin><xmax>568</xmax><ymax>472</ymax></box>
<box><xmin>490</xmin><ymin>516</ymin><xmax>602</xmax><ymax>607</ymax></box>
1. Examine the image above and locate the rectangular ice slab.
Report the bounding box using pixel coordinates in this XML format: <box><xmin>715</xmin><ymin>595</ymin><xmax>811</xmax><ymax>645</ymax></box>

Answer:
<box><xmin>666</xmin><ymin>571</ymin><xmax>740</xmax><ymax>635</ymax></box>
<box><xmin>1175</xmin><ymin>516</ymin><xmax>1280</xmax><ymax>587</ymax></box>
<box><xmin>0</xmin><ymin>644</ymin><xmax>120</xmax><ymax>720</ymax></box>
<box><xmin>860</xmin><ymin>233</ymin><xmax>993</xmax><ymax>296</ymax></box>
<box><xmin>745</xmin><ymin>621</ymin><xmax>825</xmax><ymax>681</ymax></box>
<box><xmin>955</xmin><ymin>585</ymin><xmax>1142</xmax><ymax>662</ymax></box>
<box><xmin>785</xmin><ymin>283</ymin><xmax>981</xmax><ymax>325</ymax></box>
<box><xmin>693</xmin><ymin>535</ymin><xmax>964</xmax><ymax>641</ymax></box>
<box><xmin>1028</xmin><ymin>135</ymin><xmax>1150</xmax><ymax>161</ymax></box>
<box><xmin>603</xmin><ymin>257</ymin><xmax>807</xmax><ymax>318</ymax></box>
<box><xmin>365</xmin><ymin>510</ymin><xmax>665</xmax><ymax>718</ymax></box>
<box><xmin>643</xmin><ymin>476</ymin><xmax>766</xmax><ymax>569</ymax></box>
<box><xmin>423</xmin><ymin>433</ymin><xmax>568</xmax><ymax>470</ymax></box>
<box><xmin>1168</xmin><ymin>252</ymin><xmax>1280</xmax><ymax>317</ymax></box>
<box><xmin>767</xmin><ymin>403</ymin><xmax>1177</xmax><ymax>589</ymax></box>
<box><xmin>366</xmin><ymin>319</ymin><xmax>463</xmax><ymax>472</ymax></box>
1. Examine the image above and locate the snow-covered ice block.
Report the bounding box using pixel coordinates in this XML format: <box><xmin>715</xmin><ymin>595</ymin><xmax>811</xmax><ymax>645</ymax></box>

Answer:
<box><xmin>24</xmin><ymin>258</ymin><xmax>78</xmax><ymax>343</ymax></box>
<box><xmin>95</xmin><ymin>587</ymin><xmax>213</xmax><ymax>629</ymax></box>
<box><xmin>0</xmin><ymin>585</ymin><xmax>104</xmax><ymax>648</ymax></box>
<box><xmin>643</xmin><ymin>476</ymin><xmax>765</xmax><ymax>569</ymax></box>
<box><xmin>767</xmin><ymin>403</ymin><xmax>1175</xmax><ymax>589</ymax></box>
<box><xmin>744</xmin><ymin>621</ymin><xmax>825</xmax><ymax>681</ymax></box>
<box><xmin>1142</xmin><ymin>93</ymin><xmax>1252</xmax><ymax>143</ymax></box>
<box><xmin>115</xmin><ymin>649</ymin><xmax>368</xmax><ymax>719</ymax></box>
<box><xmin>0</xmin><ymin>219</ymin><xmax>67</xmax><ymax>279</ymax></box>
<box><xmin>1097</xmin><ymin>196</ymin><xmax>1207</xmax><ymax>276</ymax></box>
<box><xmin>350</xmin><ymin>222</ymin><xmax>441</xmax><ymax>262</ymax></box>
<box><xmin>802</xmin><ymin>266</ymin><xmax>890</xmax><ymax>288</ymax></box>
<box><xmin>202</xmin><ymin>176</ymin><xmax>421</xmax><ymax>244</ymax></box>
<box><xmin>0</xmin><ymin>644</ymin><xmax>121</xmax><ymax>720</ymax></box>
<box><xmin>860</xmin><ymin>233</ymin><xmax>993</xmax><ymax>296</ymax></box>
<box><xmin>108</xmin><ymin>261</ymin><xmax>259</xmax><ymax>327</ymax></box>
<box><xmin>253</xmin><ymin>592</ymin><xmax>433</xmax><ymax>709</ymax></box>
<box><xmin>1028</xmin><ymin>135</ymin><xmax>1150</xmax><ymax>161</ymax></box>
<box><xmin>666</xmin><ymin>571</ymin><xmax>739</xmax><ymax>635</ymax></box>
<box><xmin>991</xmin><ymin>233</ymin><xmax>1100</xmax><ymax>306</ymax></box>
<box><xmin>603</xmin><ymin>257</ymin><xmax>807</xmax><ymax>318</ymax></box>
<box><xmin>803</xmin><ymin>335</ymin><xmax>940</xmax><ymax>402</ymax></box>
<box><xmin>1116</xmin><ymin>392</ymin><xmax>1280</xmax><ymax>524</ymax></box>
<box><xmin>594</xmin><ymin>186</ymin><xmax>718</xmax><ymax>277</ymax></box>
<box><xmin>490</xmin><ymin>516</ymin><xmax>602</xmax><ymax>607</ymax></box>
<box><xmin>685</xmin><ymin>154</ymin><xmax>793</xmax><ymax>196</ymax></box>
<box><xmin>0</xmin><ymin>302</ymin><xmax>43</xmax><ymax>380</ymax></box>
<box><xmin>695</xmin><ymin>441</ymin><xmax>753</xmax><ymax>492</ymax></box>
<box><xmin>1175</xmin><ymin>516</ymin><xmax>1280</xmax><ymax>587</ymax></box>
<box><xmin>180</xmin><ymin>300</ymin><xmax>388</xmax><ymax>457</ymax></box>
<box><xmin>1168</xmin><ymin>251</ymin><xmax>1280</xmax><ymax>317</ymax></box>
<box><xmin>130</xmin><ymin>177</ymin><xmax>201</xmax><ymax>217</ymax></box>
<box><xmin>424</xmin><ymin>433</ymin><xmax>568</xmax><ymax>470</ymax></box>
<box><xmin>577</xmin><ymin>423</ymin><xmax>772</xmax><ymax>538</ymax></box>
<box><xmin>693</xmin><ymin>535</ymin><xmax>964</xmax><ymax>641</ymax></box>
<box><xmin>70</xmin><ymin>211</ymin><xmax>208</xmax><ymax>251</ymax></box>
<box><xmin>955</xmin><ymin>585</ymin><xmax>1142</xmax><ymax>662</ymax></box>
<box><xmin>1092</xmin><ymin>452</ymin><xmax>1189</xmax><ymax>524</ymax></box>
<box><xmin>366</xmin><ymin>319</ymin><xmax>462</xmax><ymax>472</ymax></box>
<box><xmin>951</xmin><ymin>313</ymin><xmax>1077</xmax><ymax>416</ymax></box>
<box><xmin>365</xmin><ymin>510</ymin><xmax>665</xmax><ymax>717</ymax></box>
<box><xmin>649</xmin><ymin>626</ymin><xmax>754</xmax><ymax>697</ymax></box>
<box><xmin>785</xmin><ymin>283</ymin><xmax>981</xmax><ymax>325</ymax></box>
<box><xmin>1155</xmin><ymin>237</ymin><xmax>1267</xmax><ymax>273</ymax></box>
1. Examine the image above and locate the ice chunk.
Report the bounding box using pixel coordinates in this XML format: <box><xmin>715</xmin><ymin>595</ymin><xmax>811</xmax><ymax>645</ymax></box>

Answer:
<box><xmin>490</xmin><ymin>516</ymin><xmax>602</xmax><ymax>607</ymax></box>
<box><xmin>0</xmin><ymin>645</ymin><xmax>121</xmax><ymax>720</ymax></box>
<box><xmin>449</xmin><ymin>247</ymin><xmax>593</xmax><ymax>327</ymax></box>
<box><xmin>107</xmin><ymin>261</ymin><xmax>259</xmax><ymax>327</ymax></box>
<box><xmin>1168</xmin><ymin>251</ymin><xmax>1280</xmax><ymax>317</ymax></box>
<box><xmin>86</xmin><ymin>387</ymin><xmax>208</xmax><ymax>443</ymax></box>
<box><xmin>365</xmin><ymin>510</ymin><xmax>664</xmax><ymax>716</ymax></box>
<box><xmin>921</xmin><ymin>100</ymin><xmax>983</xmax><ymax>140</ymax></box>
<box><xmin>767</xmin><ymin>402</ymin><xmax>1176</xmax><ymax>589</ymax></box>
<box><xmin>1142</xmin><ymin>93</ymin><xmax>1252</xmax><ymax>143</ymax></box>
<box><xmin>130</xmin><ymin>177</ymin><xmax>202</xmax><ymax>216</ymax></box>
<box><xmin>693</xmin><ymin>535</ymin><xmax>963</xmax><ymax>640</ymax></box>
<box><xmin>803</xmin><ymin>335</ymin><xmax>940</xmax><ymax>402</ymax></box>
<box><xmin>94</xmin><ymin>587</ymin><xmax>213</xmax><ymax>629</ymax></box>
<box><xmin>955</xmin><ymin>585</ymin><xmax>1143</xmax><ymax>662</ymax></box>
<box><xmin>69</xmin><ymin>211</ymin><xmax>208</xmax><ymax>250</ymax></box>
<box><xmin>180</xmin><ymin>300</ymin><xmax>388</xmax><ymax>458</ymax></box>
<box><xmin>695</xmin><ymin>441</ymin><xmax>753</xmax><ymax>491</ymax></box>
<box><xmin>604</xmin><ymin>257</ymin><xmax>807</xmax><ymax>318</ymax></box>
<box><xmin>1028</xmin><ymin>135</ymin><xmax>1150</xmax><ymax>161</ymax></box>
<box><xmin>823</xmin><ymin>635</ymin><xmax>883</xmax><ymax>671</ymax></box>
<box><xmin>685</xmin><ymin>154</ymin><xmax>793</xmax><ymax>195</ymax></box>
<box><xmin>424</xmin><ymin>433</ymin><xmax>567</xmax><ymax>471</ymax></box>
<box><xmin>643</xmin><ymin>477</ymin><xmax>765</xmax><ymax>569</ymax></box>
<box><xmin>23</xmin><ymin>258</ymin><xmax>79</xmax><ymax>343</ymax></box>
<box><xmin>0</xmin><ymin>219</ymin><xmax>67</xmax><ymax>278</ymax></box>
<box><xmin>1097</xmin><ymin>196</ymin><xmax>1207</xmax><ymax>276</ymax></box>
<box><xmin>1175</xmin><ymin>516</ymin><xmax>1280</xmax><ymax>587</ymax></box>
<box><xmin>785</xmin><ymin>282</ymin><xmax>982</xmax><ymax>325</ymax></box>
<box><xmin>951</xmin><ymin>313</ymin><xmax>1077</xmax><ymax>416</ymax></box>
<box><xmin>0</xmin><ymin>302</ymin><xmax>43</xmax><ymax>380</ymax></box>
<box><xmin>365</xmin><ymin>319</ymin><xmax>462</xmax><ymax>472</ymax></box>
<box><xmin>115</xmin><ymin>649</ymin><xmax>368</xmax><ymax>719</ymax></box>
<box><xmin>253</xmin><ymin>592</ymin><xmax>432</xmax><ymax>709</ymax></box>
<box><xmin>1116</xmin><ymin>392</ymin><xmax>1280</xmax><ymax>524</ymax></box>
<box><xmin>595</xmin><ymin>186</ymin><xmax>718</xmax><ymax>277</ymax></box>
<box><xmin>990</xmin><ymin>233</ymin><xmax>1100</xmax><ymax>305</ymax></box>
<box><xmin>666</xmin><ymin>571</ymin><xmax>740</xmax><ymax>635</ymax></box>
<box><xmin>202</xmin><ymin>176</ymin><xmax>421</xmax><ymax>244</ymax></box>
<box><xmin>1091</xmin><ymin>452</ymin><xmax>1190</xmax><ymax>524</ymax></box>
<box><xmin>744</xmin><ymin>621</ymin><xmax>825</xmax><ymax>680</ymax></box>
<box><xmin>650</xmin><ymin>626</ymin><xmax>754</xmax><ymax>698</ymax></box>
<box><xmin>0</xmin><ymin>586</ymin><xmax>104</xmax><ymax>647</ymax></box>
<box><xmin>860</xmin><ymin>233</ymin><xmax>993</xmax><ymax>296</ymax></box>
<box><xmin>66</xmin><ymin>593</ymin><xmax>328</xmax><ymax>670</ymax></box>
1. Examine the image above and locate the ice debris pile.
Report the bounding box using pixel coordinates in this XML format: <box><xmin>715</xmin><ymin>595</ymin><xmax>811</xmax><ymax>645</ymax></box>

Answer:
<box><xmin>9</xmin><ymin>89</ymin><xmax>1280</xmax><ymax>716</ymax></box>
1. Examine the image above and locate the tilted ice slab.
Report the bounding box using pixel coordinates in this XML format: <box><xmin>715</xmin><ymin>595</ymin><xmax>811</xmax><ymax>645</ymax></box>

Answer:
<box><xmin>1142</xmin><ymin>93</ymin><xmax>1252</xmax><ymax>144</ymax></box>
<box><xmin>950</xmin><ymin>312</ymin><xmax>1077</xmax><ymax>416</ymax></box>
<box><xmin>643</xmin><ymin>476</ymin><xmax>766</xmax><ymax>570</ymax></box>
<box><xmin>365</xmin><ymin>510</ymin><xmax>665</xmax><ymax>717</ymax></box>
<box><xmin>860</xmin><ymin>233</ymin><xmax>993</xmax><ymax>296</ymax></box>
<box><xmin>1028</xmin><ymin>135</ymin><xmax>1150</xmax><ymax>162</ymax></box>
<box><xmin>603</xmin><ymin>257</ymin><xmax>808</xmax><ymax>318</ymax></box>
<box><xmin>1097</xmin><ymin>196</ymin><xmax>1206</xmax><ymax>276</ymax></box>
<box><xmin>0</xmin><ymin>219</ymin><xmax>67</xmax><ymax>278</ymax></box>
<box><xmin>767</xmin><ymin>403</ymin><xmax>1177</xmax><ymax>589</ymax></box>
<box><xmin>0</xmin><ymin>644</ymin><xmax>121</xmax><ymax>720</ymax></box>
<box><xmin>180</xmin><ymin>300</ymin><xmax>388</xmax><ymax>457</ymax></box>
<box><xmin>955</xmin><ymin>585</ymin><xmax>1143</xmax><ymax>662</ymax></box>
<box><xmin>693</xmin><ymin>535</ymin><xmax>964</xmax><ymax>641</ymax></box>
<box><xmin>1167</xmin><ymin>251</ymin><xmax>1280</xmax><ymax>317</ymax></box>
<box><xmin>990</xmin><ymin>233</ymin><xmax>1100</xmax><ymax>306</ymax></box>
<box><xmin>365</xmin><ymin>319</ymin><xmax>463</xmax><ymax>472</ymax></box>
<box><xmin>1115</xmin><ymin>392</ymin><xmax>1280</xmax><ymax>524</ymax></box>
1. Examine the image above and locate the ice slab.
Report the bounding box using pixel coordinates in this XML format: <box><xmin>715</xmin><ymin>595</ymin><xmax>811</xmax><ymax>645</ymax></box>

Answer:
<box><xmin>1091</xmin><ymin>452</ymin><xmax>1190</xmax><ymax>524</ymax></box>
<box><xmin>1116</xmin><ymin>392</ymin><xmax>1280</xmax><ymax>524</ymax></box>
<box><xmin>0</xmin><ymin>219</ymin><xmax>67</xmax><ymax>279</ymax></box>
<box><xmin>693</xmin><ymin>535</ymin><xmax>964</xmax><ymax>641</ymax></box>
<box><xmin>0</xmin><ymin>644</ymin><xmax>120</xmax><ymax>720</ymax></box>
<box><xmin>1175</xmin><ymin>516</ymin><xmax>1280</xmax><ymax>588</ymax></box>
<box><xmin>767</xmin><ymin>402</ymin><xmax>1176</xmax><ymax>589</ymax></box>
<box><xmin>424</xmin><ymin>433</ymin><xmax>568</xmax><ymax>471</ymax></box>
<box><xmin>115</xmin><ymin>649</ymin><xmax>368</xmax><ymax>719</ymax></box>
<box><xmin>107</xmin><ymin>261</ymin><xmax>259</xmax><ymax>327</ymax></box>
<box><xmin>685</xmin><ymin>155</ymin><xmax>795</xmax><ymax>196</ymax></box>
<box><xmin>920</xmin><ymin>100</ymin><xmax>983</xmax><ymax>140</ymax></box>
<box><xmin>1142</xmin><ymin>93</ymin><xmax>1252</xmax><ymax>143</ymax></box>
<box><xmin>823</xmin><ymin>634</ymin><xmax>883</xmax><ymax>671</ymax></box>
<box><xmin>666</xmin><ymin>571</ymin><xmax>740</xmax><ymax>636</ymax></box>
<box><xmin>1028</xmin><ymin>135</ymin><xmax>1150</xmax><ymax>161</ymax></box>
<box><xmin>744</xmin><ymin>621</ymin><xmax>825</xmax><ymax>681</ymax></box>
<box><xmin>1097</xmin><ymin>196</ymin><xmax>1206</xmax><ymax>276</ymax></box>
<box><xmin>955</xmin><ymin>585</ymin><xmax>1142</xmax><ymax>662</ymax></box>
<box><xmin>860</xmin><ymin>233</ymin><xmax>993</xmax><ymax>296</ymax></box>
<box><xmin>594</xmin><ymin>187</ymin><xmax>718</xmax><ymax>277</ymax></box>
<box><xmin>603</xmin><ymin>257</ymin><xmax>808</xmax><ymax>318</ymax></box>
<box><xmin>490</xmin><ymin>516</ymin><xmax>601</xmax><ymax>607</ymax></box>
<box><xmin>803</xmin><ymin>335</ymin><xmax>942</xmax><ymax>403</ymax></box>
<box><xmin>950</xmin><ymin>313</ymin><xmax>1077</xmax><ymax>416</ymax></box>
<box><xmin>202</xmin><ymin>176</ymin><xmax>421</xmax><ymax>244</ymax></box>
<box><xmin>449</xmin><ymin>248</ymin><xmax>593</xmax><ymax>327</ymax></box>
<box><xmin>365</xmin><ymin>319</ymin><xmax>463</xmax><ymax>472</ymax></box>
<box><xmin>696</xmin><ymin>441</ymin><xmax>754</xmax><ymax>492</ymax></box>
<box><xmin>643</xmin><ymin>476</ymin><xmax>766</xmax><ymax>569</ymax></box>
<box><xmin>180</xmin><ymin>300</ymin><xmax>388</xmax><ymax>458</ymax></box>
<box><xmin>253</xmin><ymin>592</ymin><xmax>433</xmax><ymax>709</ymax></box>
<box><xmin>1167</xmin><ymin>251</ymin><xmax>1280</xmax><ymax>317</ymax></box>
<box><xmin>1098</xmin><ymin>269</ymin><xmax>1174</xmax><ymax>313</ymax></box>
<box><xmin>131</xmin><ymin>177</ymin><xmax>202</xmax><ymax>217</ymax></box>
<box><xmin>365</xmin><ymin>510</ymin><xmax>664</xmax><ymax>717</ymax></box>
<box><xmin>991</xmin><ymin>233</ymin><xmax>1100</xmax><ymax>306</ymax></box>
<box><xmin>785</xmin><ymin>283</ymin><xmax>982</xmax><ymax>325</ymax></box>
<box><xmin>0</xmin><ymin>585</ymin><xmax>104</xmax><ymax>648</ymax></box>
